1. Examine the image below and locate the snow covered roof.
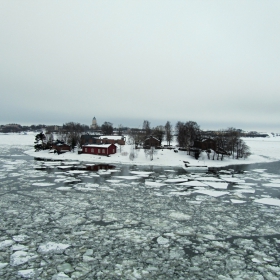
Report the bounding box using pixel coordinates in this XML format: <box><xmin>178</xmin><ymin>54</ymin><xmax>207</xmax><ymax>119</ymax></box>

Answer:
<box><xmin>83</xmin><ymin>144</ymin><xmax>116</xmax><ymax>148</ymax></box>
<box><xmin>99</xmin><ymin>136</ymin><xmax>123</xmax><ymax>140</ymax></box>
<box><xmin>144</xmin><ymin>136</ymin><xmax>160</xmax><ymax>142</ymax></box>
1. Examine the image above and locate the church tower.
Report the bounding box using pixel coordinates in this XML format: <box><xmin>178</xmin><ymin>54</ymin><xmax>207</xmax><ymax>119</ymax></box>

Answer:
<box><xmin>91</xmin><ymin>117</ymin><xmax>97</xmax><ymax>129</ymax></box>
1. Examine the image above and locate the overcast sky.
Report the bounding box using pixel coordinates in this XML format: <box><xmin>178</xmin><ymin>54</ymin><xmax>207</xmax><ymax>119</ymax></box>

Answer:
<box><xmin>1</xmin><ymin>1</ymin><xmax>280</xmax><ymax>132</ymax></box>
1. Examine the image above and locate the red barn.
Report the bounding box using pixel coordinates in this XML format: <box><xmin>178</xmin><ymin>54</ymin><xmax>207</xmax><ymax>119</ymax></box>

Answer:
<box><xmin>82</xmin><ymin>144</ymin><xmax>117</xmax><ymax>156</ymax></box>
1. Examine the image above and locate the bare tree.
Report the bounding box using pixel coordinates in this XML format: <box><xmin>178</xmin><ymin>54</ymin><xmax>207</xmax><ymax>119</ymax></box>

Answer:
<box><xmin>62</xmin><ymin>122</ymin><xmax>84</xmax><ymax>150</ymax></box>
<box><xmin>144</xmin><ymin>146</ymin><xmax>157</xmax><ymax>161</ymax></box>
<box><xmin>118</xmin><ymin>124</ymin><xmax>123</xmax><ymax>136</ymax></box>
<box><xmin>176</xmin><ymin>121</ymin><xmax>200</xmax><ymax>154</ymax></box>
<box><xmin>101</xmin><ymin>122</ymin><xmax>113</xmax><ymax>135</ymax></box>
<box><xmin>128</xmin><ymin>128</ymin><xmax>143</xmax><ymax>149</ymax></box>
<box><xmin>142</xmin><ymin>120</ymin><xmax>151</xmax><ymax>138</ymax></box>
<box><xmin>165</xmin><ymin>121</ymin><xmax>173</xmax><ymax>146</ymax></box>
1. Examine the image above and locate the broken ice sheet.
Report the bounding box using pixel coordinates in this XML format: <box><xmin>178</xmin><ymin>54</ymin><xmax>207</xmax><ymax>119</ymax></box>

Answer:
<box><xmin>130</xmin><ymin>171</ymin><xmax>154</xmax><ymax>176</ymax></box>
<box><xmin>169</xmin><ymin>211</ymin><xmax>191</xmax><ymax>220</ymax></box>
<box><xmin>233</xmin><ymin>188</ymin><xmax>255</xmax><ymax>194</ymax></box>
<box><xmin>196</xmin><ymin>177</ymin><xmax>223</xmax><ymax>182</ymax></box>
<box><xmin>113</xmin><ymin>175</ymin><xmax>141</xmax><ymax>180</ymax></box>
<box><xmin>252</xmin><ymin>169</ymin><xmax>267</xmax><ymax>173</ymax></box>
<box><xmin>194</xmin><ymin>189</ymin><xmax>229</xmax><ymax>197</ymax></box>
<box><xmin>66</xmin><ymin>170</ymin><xmax>87</xmax><ymax>174</ymax></box>
<box><xmin>12</xmin><ymin>235</ymin><xmax>28</xmax><ymax>242</ymax></box>
<box><xmin>157</xmin><ymin>236</ymin><xmax>169</xmax><ymax>245</ymax></box>
<box><xmin>38</xmin><ymin>242</ymin><xmax>70</xmax><ymax>254</ymax></box>
<box><xmin>230</xmin><ymin>199</ymin><xmax>246</xmax><ymax>204</ymax></box>
<box><xmin>254</xmin><ymin>198</ymin><xmax>280</xmax><ymax>207</ymax></box>
<box><xmin>32</xmin><ymin>182</ymin><xmax>55</xmax><ymax>187</ymax></box>
<box><xmin>164</xmin><ymin>178</ymin><xmax>189</xmax><ymax>183</ymax></box>
<box><xmin>145</xmin><ymin>181</ymin><xmax>166</xmax><ymax>188</ymax></box>
<box><xmin>106</xmin><ymin>179</ymin><xmax>123</xmax><ymax>183</ymax></box>
<box><xmin>56</xmin><ymin>187</ymin><xmax>72</xmax><ymax>191</ymax></box>
<box><xmin>18</xmin><ymin>268</ymin><xmax>42</xmax><ymax>278</ymax></box>
<box><xmin>262</xmin><ymin>182</ymin><xmax>280</xmax><ymax>188</ymax></box>
<box><xmin>203</xmin><ymin>181</ymin><xmax>229</xmax><ymax>189</ymax></box>
<box><xmin>10</xmin><ymin>251</ymin><xmax>38</xmax><ymax>266</ymax></box>
<box><xmin>168</xmin><ymin>191</ymin><xmax>191</xmax><ymax>196</ymax></box>
<box><xmin>0</xmin><ymin>240</ymin><xmax>14</xmax><ymax>250</ymax></box>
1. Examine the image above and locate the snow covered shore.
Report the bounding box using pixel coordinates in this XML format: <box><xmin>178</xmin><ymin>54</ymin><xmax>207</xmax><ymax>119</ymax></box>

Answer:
<box><xmin>1</xmin><ymin>132</ymin><xmax>280</xmax><ymax>168</ymax></box>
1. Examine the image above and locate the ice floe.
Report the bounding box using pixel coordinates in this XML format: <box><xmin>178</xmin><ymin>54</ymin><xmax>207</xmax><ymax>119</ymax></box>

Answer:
<box><xmin>145</xmin><ymin>181</ymin><xmax>166</xmax><ymax>188</ymax></box>
<box><xmin>164</xmin><ymin>178</ymin><xmax>189</xmax><ymax>183</ymax></box>
<box><xmin>38</xmin><ymin>242</ymin><xmax>70</xmax><ymax>254</ymax></box>
<box><xmin>262</xmin><ymin>183</ymin><xmax>280</xmax><ymax>188</ymax></box>
<box><xmin>169</xmin><ymin>211</ymin><xmax>191</xmax><ymax>220</ymax></box>
<box><xmin>254</xmin><ymin>198</ymin><xmax>280</xmax><ymax>207</ymax></box>
<box><xmin>177</xmin><ymin>180</ymin><xmax>207</xmax><ymax>187</ymax></box>
<box><xmin>230</xmin><ymin>199</ymin><xmax>246</xmax><ymax>204</ymax></box>
<box><xmin>0</xmin><ymin>240</ymin><xmax>14</xmax><ymax>250</ymax></box>
<box><xmin>32</xmin><ymin>182</ymin><xmax>55</xmax><ymax>187</ymax></box>
<box><xmin>18</xmin><ymin>268</ymin><xmax>42</xmax><ymax>278</ymax></box>
<box><xmin>113</xmin><ymin>175</ymin><xmax>142</xmax><ymax>180</ymax></box>
<box><xmin>203</xmin><ymin>181</ymin><xmax>229</xmax><ymax>189</ymax></box>
<box><xmin>56</xmin><ymin>187</ymin><xmax>72</xmax><ymax>191</ymax></box>
<box><xmin>194</xmin><ymin>190</ymin><xmax>229</xmax><ymax>197</ymax></box>
<box><xmin>10</xmin><ymin>251</ymin><xmax>37</xmax><ymax>266</ymax></box>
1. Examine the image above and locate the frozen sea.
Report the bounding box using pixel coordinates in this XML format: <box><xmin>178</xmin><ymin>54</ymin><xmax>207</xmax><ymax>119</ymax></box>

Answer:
<box><xmin>1</xmin><ymin>145</ymin><xmax>280</xmax><ymax>279</ymax></box>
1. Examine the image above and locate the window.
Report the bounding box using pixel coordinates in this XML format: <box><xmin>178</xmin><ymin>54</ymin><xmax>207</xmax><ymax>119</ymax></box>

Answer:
<box><xmin>113</xmin><ymin>149</ymin><xmax>115</xmax><ymax>153</ymax></box>
<box><xmin>98</xmin><ymin>149</ymin><xmax>100</xmax><ymax>153</ymax></box>
<box><xmin>91</xmin><ymin>148</ymin><xmax>94</xmax><ymax>153</ymax></box>
<box><xmin>85</xmin><ymin>148</ymin><xmax>87</xmax><ymax>152</ymax></box>
<box><xmin>102</xmin><ymin>149</ymin><xmax>105</xmax><ymax>153</ymax></box>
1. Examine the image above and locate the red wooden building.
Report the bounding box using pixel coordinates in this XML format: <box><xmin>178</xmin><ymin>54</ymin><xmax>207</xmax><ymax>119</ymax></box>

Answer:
<box><xmin>82</xmin><ymin>144</ymin><xmax>117</xmax><ymax>156</ymax></box>
<box><xmin>52</xmin><ymin>143</ymin><xmax>71</xmax><ymax>153</ymax></box>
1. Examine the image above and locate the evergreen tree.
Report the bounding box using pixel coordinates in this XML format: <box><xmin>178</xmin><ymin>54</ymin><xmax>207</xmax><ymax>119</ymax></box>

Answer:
<box><xmin>34</xmin><ymin>132</ymin><xmax>46</xmax><ymax>151</ymax></box>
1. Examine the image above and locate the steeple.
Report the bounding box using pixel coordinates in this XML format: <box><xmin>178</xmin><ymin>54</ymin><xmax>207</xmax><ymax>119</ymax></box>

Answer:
<box><xmin>91</xmin><ymin>117</ymin><xmax>97</xmax><ymax>129</ymax></box>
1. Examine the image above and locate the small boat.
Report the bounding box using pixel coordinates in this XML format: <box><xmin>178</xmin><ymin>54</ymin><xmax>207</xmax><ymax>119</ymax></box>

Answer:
<box><xmin>183</xmin><ymin>161</ymin><xmax>208</xmax><ymax>172</ymax></box>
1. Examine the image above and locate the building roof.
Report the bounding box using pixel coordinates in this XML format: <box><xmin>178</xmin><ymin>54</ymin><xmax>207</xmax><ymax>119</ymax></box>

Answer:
<box><xmin>83</xmin><ymin>144</ymin><xmax>116</xmax><ymax>148</ymax></box>
<box><xmin>144</xmin><ymin>136</ymin><xmax>160</xmax><ymax>142</ymax></box>
<box><xmin>99</xmin><ymin>136</ymin><xmax>123</xmax><ymax>140</ymax></box>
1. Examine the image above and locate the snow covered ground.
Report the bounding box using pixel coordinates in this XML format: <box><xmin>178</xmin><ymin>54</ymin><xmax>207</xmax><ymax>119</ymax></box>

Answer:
<box><xmin>0</xmin><ymin>132</ymin><xmax>279</xmax><ymax>168</ymax></box>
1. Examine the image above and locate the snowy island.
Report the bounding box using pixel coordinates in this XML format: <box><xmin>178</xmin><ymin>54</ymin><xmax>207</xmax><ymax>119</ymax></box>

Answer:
<box><xmin>21</xmin><ymin>133</ymin><xmax>280</xmax><ymax>169</ymax></box>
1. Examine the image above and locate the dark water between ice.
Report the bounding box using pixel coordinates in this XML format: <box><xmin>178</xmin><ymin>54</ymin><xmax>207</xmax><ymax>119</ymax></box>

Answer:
<box><xmin>0</xmin><ymin>146</ymin><xmax>280</xmax><ymax>279</ymax></box>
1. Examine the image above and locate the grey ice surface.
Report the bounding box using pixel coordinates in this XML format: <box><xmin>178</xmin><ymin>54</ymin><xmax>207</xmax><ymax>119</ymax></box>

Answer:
<box><xmin>0</xmin><ymin>146</ymin><xmax>280</xmax><ymax>279</ymax></box>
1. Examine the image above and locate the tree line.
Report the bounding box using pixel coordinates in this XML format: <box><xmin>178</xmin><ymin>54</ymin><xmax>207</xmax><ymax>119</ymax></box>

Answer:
<box><xmin>175</xmin><ymin>121</ymin><xmax>251</xmax><ymax>160</ymax></box>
